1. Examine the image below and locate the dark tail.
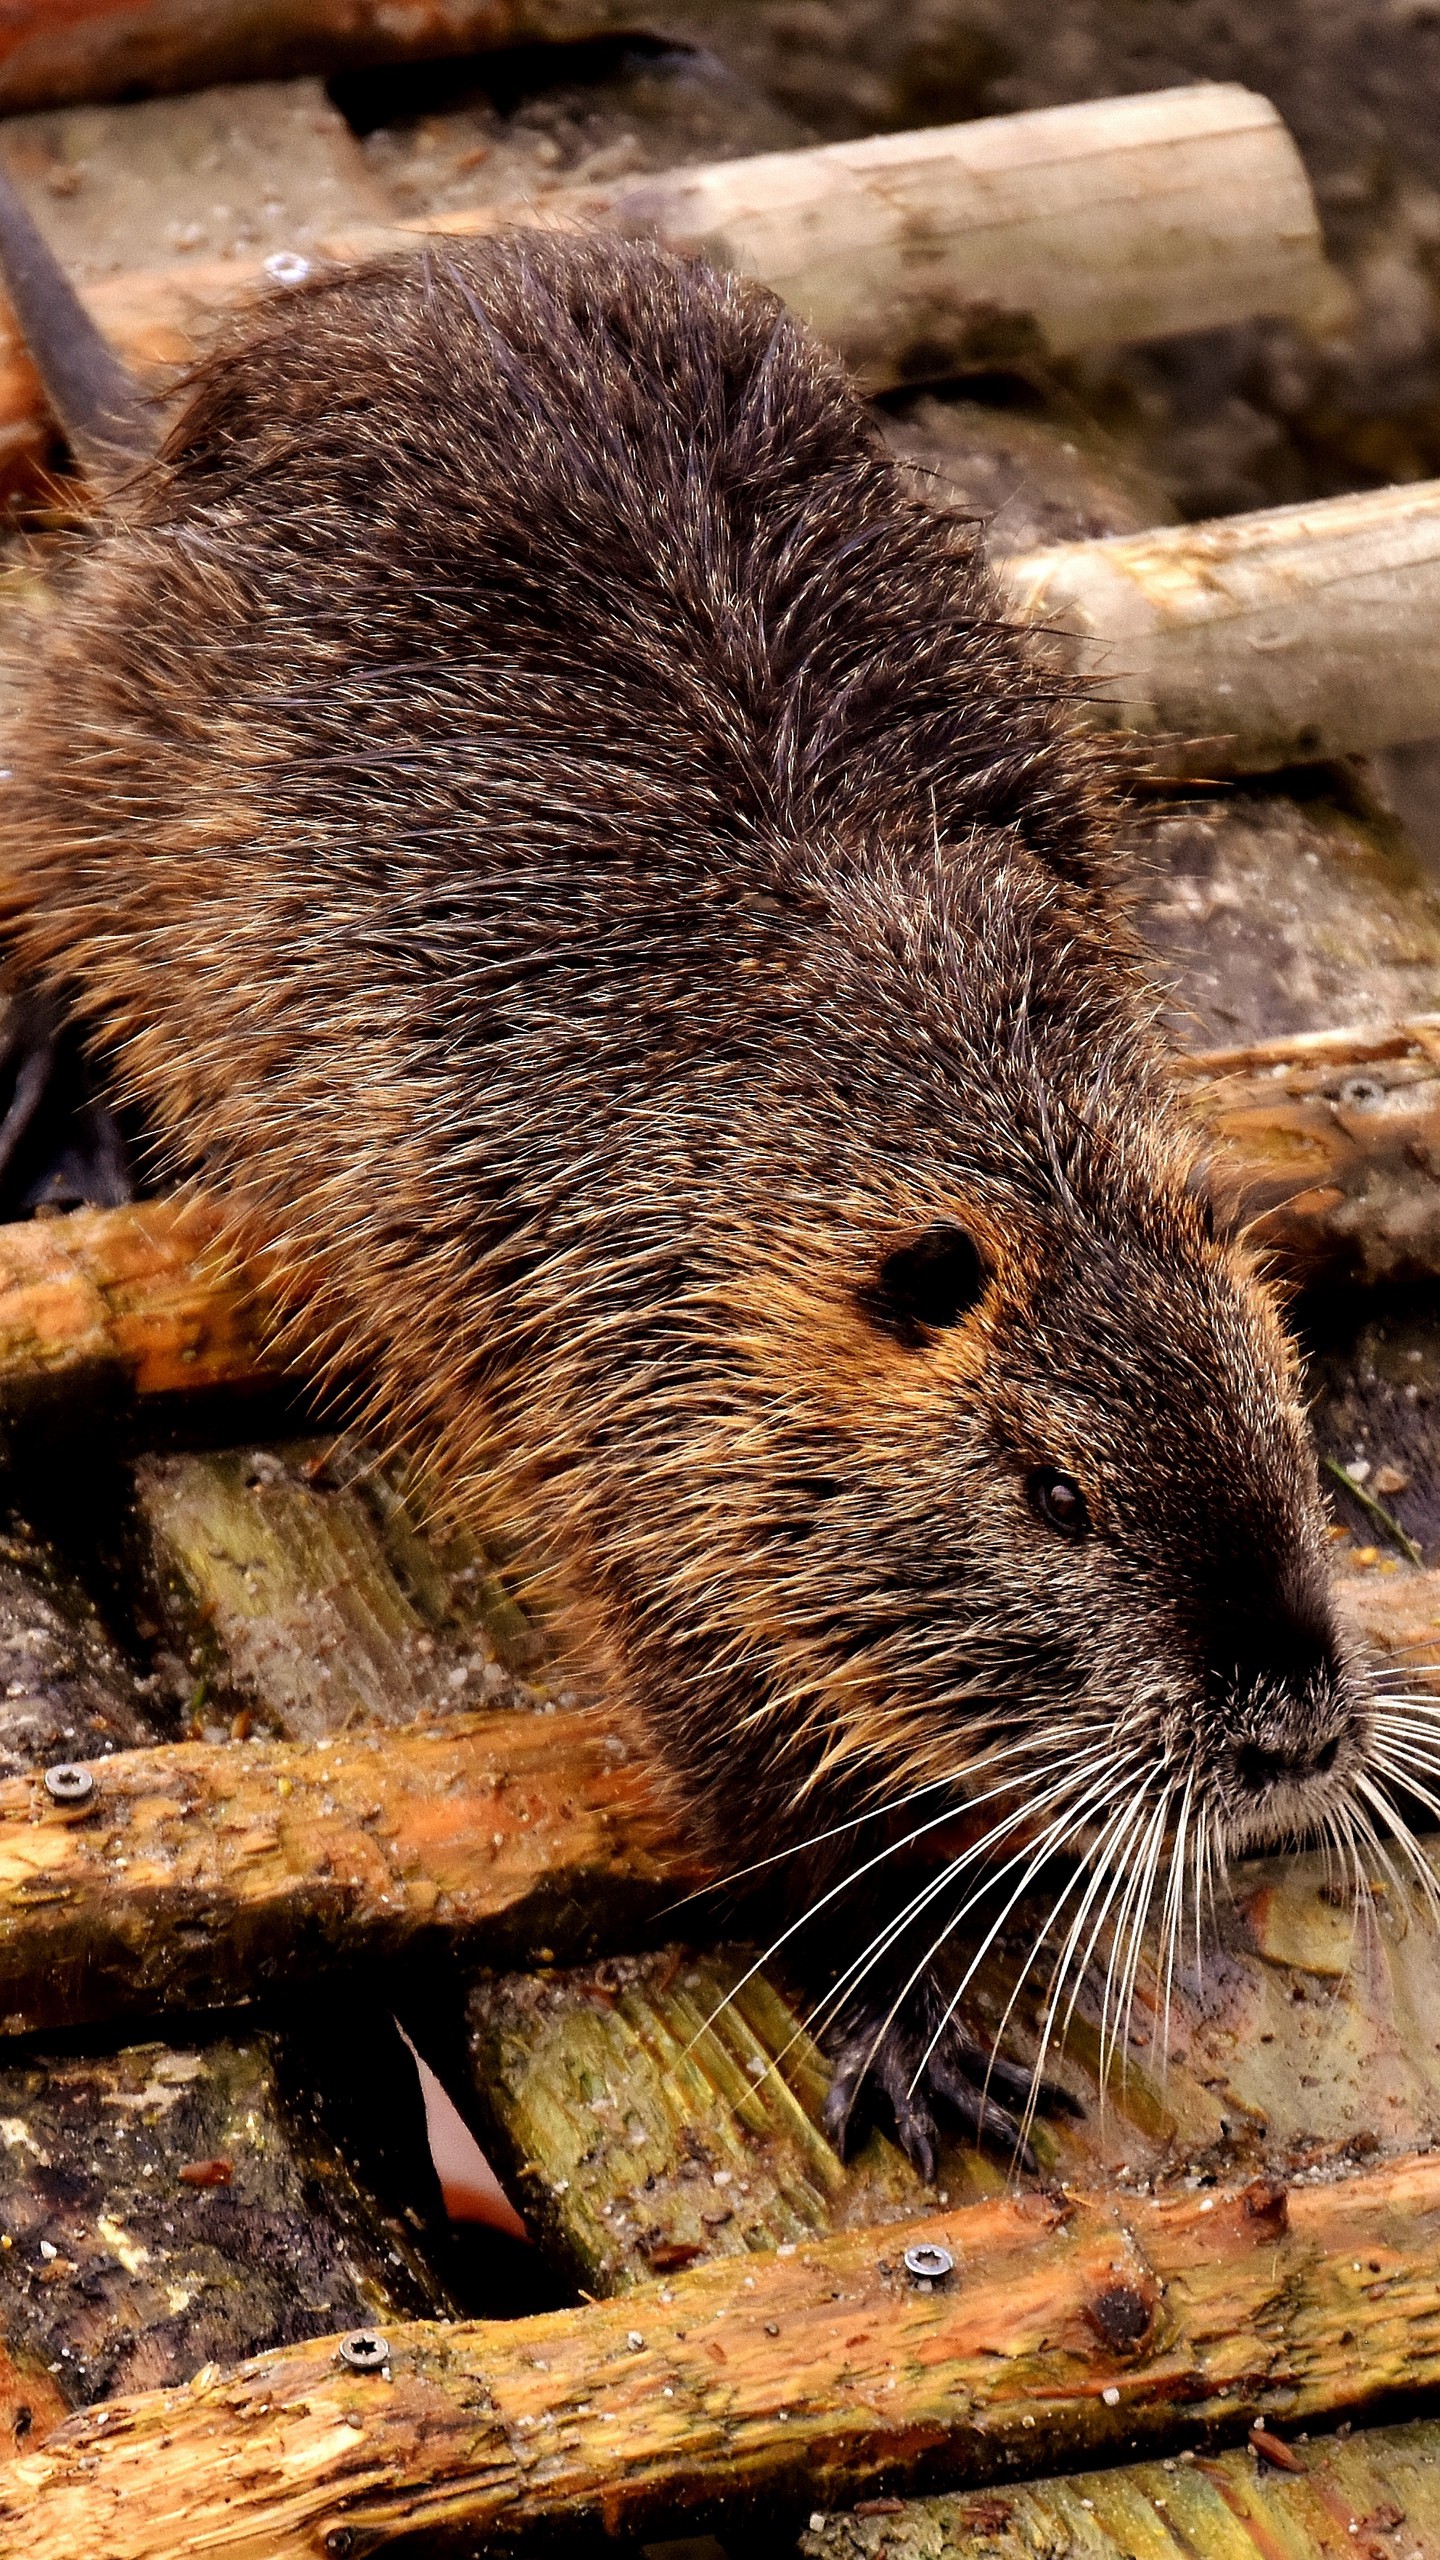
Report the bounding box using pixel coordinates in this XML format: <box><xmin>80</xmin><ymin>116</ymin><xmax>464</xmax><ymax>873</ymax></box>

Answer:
<box><xmin>0</xmin><ymin>160</ymin><xmax>155</xmax><ymax>471</ymax></box>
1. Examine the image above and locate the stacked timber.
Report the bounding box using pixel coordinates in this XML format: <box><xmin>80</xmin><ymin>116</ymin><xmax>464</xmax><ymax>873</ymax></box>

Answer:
<box><xmin>0</xmin><ymin>39</ymin><xmax>1429</xmax><ymax>2560</ymax></box>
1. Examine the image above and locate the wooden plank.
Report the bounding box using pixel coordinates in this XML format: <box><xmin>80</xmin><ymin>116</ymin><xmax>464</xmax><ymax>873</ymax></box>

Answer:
<box><xmin>134</xmin><ymin>1437</ymin><xmax>544</xmax><ymax>1744</ymax></box>
<box><xmin>0</xmin><ymin>1708</ymin><xmax>693</xmax><ymax>2037</ymax></box>
<box><xmin>801</xmin><ymin>2413</ymin><xmax>1440</xmax><ymax>2560</ymax></box>
<box><xmin>7</xmin><ymin>2151</ymin><xmax>1440</xmax><ymax>2555</ymax></box>
<box><xmin>1002</xmin><ymin>482</ymin><xmax>1440</xmax><ymax>774</ymax></box>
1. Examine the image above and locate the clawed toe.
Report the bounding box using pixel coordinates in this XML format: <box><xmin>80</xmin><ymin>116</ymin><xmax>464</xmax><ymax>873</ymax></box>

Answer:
<box><xmin>819</xmin><ymin>1990</ymin><xmax>1081</xmax><ymax>2180</ymax></box>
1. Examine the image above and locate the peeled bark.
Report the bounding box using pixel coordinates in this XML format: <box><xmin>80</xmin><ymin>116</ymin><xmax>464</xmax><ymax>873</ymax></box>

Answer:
<box><xmin>1001</xmin><ymin>480</ymin><xmax>1440</xmax><ymax>773</ymax></box>
<box><xmin>7</xmin><ymin>2154</ymin><xmax>1440</xmax><ymax>2556</ymax></box>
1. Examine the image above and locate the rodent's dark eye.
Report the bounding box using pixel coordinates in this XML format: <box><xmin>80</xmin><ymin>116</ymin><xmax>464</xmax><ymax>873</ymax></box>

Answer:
<box><xmin>858</xmin><ymin>1224</ymin><xmax>988</xmax><ymax>1346</ymax></box>
<box><xmin>1028</xmin><ymin>1468</ymin><xmax>1090</xmax><ymax>1537</ymax></box>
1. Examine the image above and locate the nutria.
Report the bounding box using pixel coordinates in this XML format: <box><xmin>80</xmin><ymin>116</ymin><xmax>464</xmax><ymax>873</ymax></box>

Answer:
<box><xmin>0</xmin><ymin>205</ymin><xmax>1410</xmax><ymax>2171</ymax></box>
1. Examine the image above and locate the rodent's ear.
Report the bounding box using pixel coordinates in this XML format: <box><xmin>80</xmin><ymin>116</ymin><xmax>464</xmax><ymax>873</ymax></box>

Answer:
<box><xmin>857</xmin><ymin>1223</ymin><xmax>989</xmax><ymax>1347</ymax></box>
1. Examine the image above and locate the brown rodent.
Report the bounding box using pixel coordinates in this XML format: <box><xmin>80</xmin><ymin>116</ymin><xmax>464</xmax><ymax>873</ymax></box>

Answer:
<box><xmin>0</xmin><ymin>226</ymin><xmax>1392</xmax><ymax>2169</ymax></box>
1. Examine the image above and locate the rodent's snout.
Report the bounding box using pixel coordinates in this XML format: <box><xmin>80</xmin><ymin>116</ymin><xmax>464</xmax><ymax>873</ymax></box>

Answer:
<box><xmin>1208</xmin><ymin>1626</ymin><xmax>1368</xmax><ymax>1851</ymax></box>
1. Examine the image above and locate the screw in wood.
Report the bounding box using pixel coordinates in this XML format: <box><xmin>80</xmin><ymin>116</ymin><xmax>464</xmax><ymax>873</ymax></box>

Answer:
<box><xmin>337</xmin><ymin>2329</ymin><xmax>390</xmax><ymax>2373</ymax></box>
<box><xmin>902</xmin><ymin>2243</ymin><xmax>954</xmax><ymax>2285</ymax></box>
<box><xmin>43</xmin><ymin>1763</ymin><xmax>94</xmax><ymax>1805</ymax></box>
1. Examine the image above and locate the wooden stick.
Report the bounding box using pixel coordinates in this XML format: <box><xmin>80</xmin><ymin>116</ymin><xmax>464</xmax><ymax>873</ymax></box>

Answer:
<box><xmin>6</xmin><ymin>2152</ymin><xmax>1440</xmax><ymax>2557</ymax></box>
<box><xmin>0</xmin><ymin>1709</ymin><xmax>694</xmax><ymax>2037</ymax></box>
<box><xmin>0</xmin><ymin>0</ymin><xmax>622</xmax><ymax>112</ymax></box>
<box><xmin>0</xmin><ymin>1532</ymin><xmax>1425</xmax><ymax>2035</ymax></box>
<box><xmin>1001</xmin><ymin>482</ymin><xmax>1440</xmax><ymax>773</ymax></box>
<box><xmin>0</xmin><ymin>84</ymin><xmax>1336</xmax><ymax>470</ymax></box>
<box><xmin>1186</xmin><ymin>1016</ymin><xmax>1440</xmax><ymax>1282</ymax></box>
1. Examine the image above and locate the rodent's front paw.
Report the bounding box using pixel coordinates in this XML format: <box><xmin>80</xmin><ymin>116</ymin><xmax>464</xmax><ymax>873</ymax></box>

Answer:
<box><xmin>820</xmin><ymin>1989</ymin><xmax>1079</xmax><ymax>2181</ymax></box>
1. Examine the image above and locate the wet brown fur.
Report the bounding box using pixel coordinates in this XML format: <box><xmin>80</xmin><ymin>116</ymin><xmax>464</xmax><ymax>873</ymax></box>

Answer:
<box><xmin>0</xmin><ymin>233</ymin><xmax>1369</xmax><ymax>2154</ymax></box>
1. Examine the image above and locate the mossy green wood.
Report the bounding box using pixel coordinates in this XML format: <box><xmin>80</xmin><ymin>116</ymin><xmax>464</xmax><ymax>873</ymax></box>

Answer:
<box><xmin>133</xmin><ymin>1436</ymin><xmax>546</xmax><ymax>1741</ymax></box>
<box><xmin>803</xmin><ymin>2415</ymin><xmax>1440</xmax><ymax>2560</ymax></box>
<box><xmin>470</xmin><ymin>1826</ymin><xmax>1440</xmax><ymax>2293</ymax></box>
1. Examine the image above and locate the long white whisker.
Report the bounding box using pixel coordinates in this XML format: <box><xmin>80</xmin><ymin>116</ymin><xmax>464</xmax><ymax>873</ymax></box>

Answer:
<box><xmin>904</xmin><ymin>1758</ymin><xmax>1144</xmax><ymax>2100</ymax></box>
<box><xmin>978</xmin><ymin>1785</ymin><xmax>1137</xmax><ymax>2137</ymax></box>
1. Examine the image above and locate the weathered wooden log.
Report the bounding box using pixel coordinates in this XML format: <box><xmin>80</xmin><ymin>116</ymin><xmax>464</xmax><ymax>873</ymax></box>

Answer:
<box><xmin>802</xmin><ymin>2413</ymin><xmax>1440</xmax><ymax>2560</ymax></box>
<box><xmin>457</xmin><ymin>84</ymin><xmax>1339</xmax><ymax>390</ymax></box>
<box><xmin>1186</xmin><ymin>1017</ymin><xmax>1440</xmax><ymax>1284</ymax></box>
<box><xmin>135</xmin><ymin>1437</ymin><xmax>544</xmax><ymax>1744</ymax></box>
<box><xmin>0</xmin><ymin>2031</ymin><xmax>450</xmax><ymax>2437</ymax></box>
<box><xmin>1001</xmin><ymin>481</ymin><xmax>1440</xmax><ymax>774</ymax></box>
<box><xmin>0</xmin><ymin>1707</ymin><xmax>691</xmax><ymax>2036</ymax></box>
<box><xmin>0</xmin><ymin>1197</ymin><xmax>279</xmax><ymax>1410</ymax></box>
<box><xmin>8</xmin><ymin>2152</ymin><xmax>1440</xmax><ymax>2555</ymax></box>
<box><xmin>0</xmin><ymin>83</ymin><xmax>1336</xmax><ymax>467</ymax></box>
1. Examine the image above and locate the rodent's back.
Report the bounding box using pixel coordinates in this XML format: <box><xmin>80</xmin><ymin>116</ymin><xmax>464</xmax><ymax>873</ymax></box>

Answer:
<box><xmin>0</xmin><ymin>235</ymin><xmax>1360</xmax><ymax>1909</ymax></box>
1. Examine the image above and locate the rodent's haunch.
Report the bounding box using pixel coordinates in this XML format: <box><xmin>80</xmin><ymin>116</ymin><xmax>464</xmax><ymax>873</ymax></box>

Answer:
<box><xmin>0</xmin><ymin>233</ymin><xmax>1386</xmax><ymax>2167</ymax></box>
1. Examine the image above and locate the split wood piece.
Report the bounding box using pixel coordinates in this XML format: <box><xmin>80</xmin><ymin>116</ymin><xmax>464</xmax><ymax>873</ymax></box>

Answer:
<box><xmin>801</xmin><ymin>2411</ymin><xmax>1440</xmax><ymax>2560</ymax></box>
<box><xmin>9</xmin><ymin>2154</ymin><xmax>1440</xmax><ymax>2556</ymax></box>
<box><xmin>135</xmin><ymin>1438</ymin><xmax>545</xmax><ymax>1745</ymax></box>
<box><xmin>1185</xmin><ymin>1017</ymin><xmax>1440</xmax><ymax>1284</ymax></box>
<box><xmin>0</xmin><ymin>1197</ymin><xmax>280</xmax><ymax>1411</ymax></box>
<box><xmin>1001</xmin><ymin>479</ymin><xmax>1440</xmax><ymax>775</ymax></box>
<box><xmin>0</xmin><ymin>2032</ymin><xmax>449</xmax><ymax>2443</ymax></box>
<box><xmin>468</xmin><ymin>1793</ymin><xmax>1440</xmax><ymax>2296</ymax></box>
<box><xmin>0</xmin><ymin>85</ymin><xmax>1336</xmax><ymax>467</ymax></box>
<box><xmin>0</xmin><ymin>1708</ymin><xmax>693</xmax><ymax>2037</ymax></box>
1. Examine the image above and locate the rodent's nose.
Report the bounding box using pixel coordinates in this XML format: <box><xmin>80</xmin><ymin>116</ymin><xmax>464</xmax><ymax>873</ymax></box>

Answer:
<box><xmin>1234</xmin><ymin>1729</ymin><xmax>1341</xmax><ymax>1795</ymax></box>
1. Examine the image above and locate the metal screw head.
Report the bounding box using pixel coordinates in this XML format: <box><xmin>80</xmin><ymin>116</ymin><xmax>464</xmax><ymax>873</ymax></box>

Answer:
<box><xmin>337</xmin><ymin>2329</ymin><xmax>390</xmax><ymax>2373</ymax></box>
<box><xmin>43</xmin><ymin>1763</ymin><xmax>94</xmax><ymax>1806</ymax></box>
<box><xmin>1339</xmin><ymin>1075</ymin><xmax>1384</xmax><ymax>1110</ymax></box>
<box><xmin>903</xmin><ymin>2242</ymin><xmax>954</xmax><ymax>2285</ymax></box>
